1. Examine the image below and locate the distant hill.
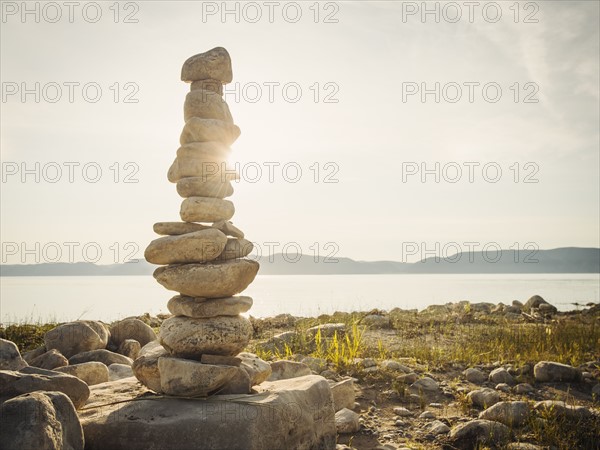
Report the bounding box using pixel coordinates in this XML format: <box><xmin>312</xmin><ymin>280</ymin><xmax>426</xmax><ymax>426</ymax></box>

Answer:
<box><xmin>1</xmin><ymin>247</ymin><xmax>598</xmax><ymax>276</ymax></box>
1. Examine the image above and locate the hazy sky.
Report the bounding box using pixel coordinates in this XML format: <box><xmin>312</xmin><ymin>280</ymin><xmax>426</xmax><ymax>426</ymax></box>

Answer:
<box><xmin>1</xmin><ymin>1</ymin><xmax>598</xmax><ymax>264</ymax></box>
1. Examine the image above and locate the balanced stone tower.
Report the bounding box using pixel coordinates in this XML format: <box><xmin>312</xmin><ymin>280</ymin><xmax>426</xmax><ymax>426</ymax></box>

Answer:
<box><xmin>140</xmin><ymin>47</ymin><xmax>261</xmax><ymax>396</ymax></box>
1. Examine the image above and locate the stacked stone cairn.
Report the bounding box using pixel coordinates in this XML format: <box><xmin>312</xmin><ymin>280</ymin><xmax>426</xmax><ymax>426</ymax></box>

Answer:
<box><xmin>139</xmin><ymin>47</ymin><xmax>261</xmax><ymax>396</ymax></box>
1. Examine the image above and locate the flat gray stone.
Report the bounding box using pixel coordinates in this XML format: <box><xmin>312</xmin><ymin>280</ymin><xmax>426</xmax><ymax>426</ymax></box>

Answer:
<box><xmin>55</xmin><ymin>362</ymin><xmax>109</xmax><ymax>386</ymax></box>
<box><xmin>268</xmin><ymin>360</ymin><xmax>312</xmax><ymax>381</ymax></box>
<box><xmin>80</xmin><ymin>375</ymin><xmax>336</xmax><ymax>450</ymax></box>
<box><xmin>0</xmin><ymin>367</ymin><xmax>89</xmax><ymax>409</ymax></box>
<box><xmin>69</xmin><ymin>349</ymin><xmax>133</xmax><ymax>367</ymax></box>
<box><xmin>158</xmin><ymin>357</ymin><xmax>238</xmax><ymax>396</ymax></box>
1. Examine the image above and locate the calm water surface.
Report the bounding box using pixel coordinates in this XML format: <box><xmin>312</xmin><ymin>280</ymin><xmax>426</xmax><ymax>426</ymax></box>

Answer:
<box><xmin>1</xmin><ymin>274</ymin><xmax>598</xmax><ymax>324</ymax></box>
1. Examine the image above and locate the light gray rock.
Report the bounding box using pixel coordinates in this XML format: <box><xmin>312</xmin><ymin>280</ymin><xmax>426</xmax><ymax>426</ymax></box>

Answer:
<box><xmin>267</xmin><ymin>360</ymin><xmax>312</xmax><ymax>381</ymax></box>
<box><xmin>464</xmin><ymin>368</ymin><xmax>486</xmax><ymax>384</ymax></box>
<box><xmin>29</xmin><ymin>349</ymin><xmax>68</xmax><ymax>370</ymax></box>
<box><xmin>183</xmin><ymin>89</ymin><xmax>233</xmax><ymax>123</ymax></box>
<box><xmin>131</xmin><ymin>342</ymin><xmax>168</xmax><ymax>393</ymax></box>
<box><xmin>429</xmin><ymin>420</ymin><xmax>450</xmax><ymax>435</ymax></box>
<box><xmin>335</xmin><ymin>408</ymin><xmax>360</xmax><ymax>434</ymax></box>
<box><xmin>0</xmin><ymin>367</ymin><xmax>89</xmax><ymax>409</ymax></box>
<box><xmin>167</xmin><ymin>295</ymin><xmax>253</xmax><ymax>318</ymax></box>
<box><xmin>533</xmin><ymin>400</ymin><xmax>592</xmax><ymax>420</ymax></box>
<box><xmin>410</xmin><ymin>377</ymin><xmax>439</xmax><ymax>393</ymax></box>
<box><xmin>44</xmin><ymin>321</ymin><xmax>109</xmax><ymax>359</ymax></box>
<box><xmin>496</xmin><ymin>383</ymin><xmax>511</xmax><ymax>392</ymax></box>
<box><xmin>180</xmin><ymin>117</ymin><xmax>240</xmax><ymax>146</ymax></box>
<box><xmin>158</xmin><ymin>357</ymin><xmax>237</xmax><ymax>396</ymax></box>
<box><xmin>180</xmin><ymin>197</ymin><xmax>235</xmax><ymax>223</ymax></box>
<box><xmin>159</xmin><ymin>315</ymin><xmax>253</xmax><ymax>358</ymax></box>
<box><xmin>362</xmin><ymin>314</ymin><xmax>390</xmax><ymax>328</ymax></box>
<box><xmin>380</xmin><ymin>360</ymin><xmax>411</xmax><ymax>373</ymax></box>
<box><xmin>22</xmin><ymin>345</ymin><xmax>46</xmax><ymax>364</ymax></box>
<box><xmin>0</xmin><ymin>338</ymin><xmax>28</xmax><ymax>370</ymax></box>
<box><xmin>238</xmin><ymin>352</ymin><xmax>272</xmax><ymax>385</ymax></box>
<box><xmin>330</xmin><ymin>378</ymin><xmax>355</xmax><ymax>411</ymax></box>
<box><xmin>215</xmin><ymin>238</ymin><xmax>254</xmax><ymax>261</ymax></box>
<box><xmin>117</xmin><ymin>339</ymin><xmax>141</xmax><ymax>360</ymax></box>
<box><xmin>449</xmin><ymin>419</ymin><xmax>511</xmax><ymax>449</ymax></box>
<box><xmin>479</xmin><ymin>401</ymin><xmax>530</xmax><ymax>427</ymax></box>
<box><xmin>524</xmin><ymin>295</ymin><xmax>556</xmax><ymax>313</ymax></box>
<box><xmin>489</xmin><ymin>367</ymin><xmax>515</xmax><ymax>385</ymax></box>
<box><xmin>514</xmin><ymin>383</ymin><xmax>534</xmax><ymax>394</ymax></box>
<box><xmin>181</xmin><ymin>47</ymin><xmax>233</xmax><ymax>83</ymax></box>
<box><xmin>145</xmin><ymin>228</ymin><xmax>227</xmax><ymax>265</ymax></box>
<box><xmin>177</xmin><ymin>176</ymin><xmax>234</xmax><ymax>198</ymax></box>
<box><xmin>69</xmin><ymin>349</ymin><xmax>133</xmax><ymax>367</ymax></box>
<box><xmin>108</xmin><ymin>363</ymin><xmax>134</xmax><ymax>381</ymax></box>
<box><xmin>397</xmin><ymin>372</ymin><xmax>419</xmax><ymax>384</ymax></box>
<box><xmin>154</xmin><ymin>259</ymin><xmax>259</xmax><ymax>298</ymax></box>
<box><xmin>307</xmin><ymin>323</ymin><xmax>346</xmax><ymax>338</ymax></box>
<box><xmin>55</xmin><ymin>362</ymin><xmax>109</xmax><ymax>386</ymax></box>
<box><xmin>467</xmin><ymin>388</ymin><xmax>500</xmax><ymax>408</ymax></box>
<box><xmin>419</xmin><ymin>411</ymin><xmax>436</xmax><ymax>419</ymax></box>
<box><xmin>534</xmin><ymin>361</ymin><xmax>581</xmax><ymax>382</ymax></box>
<box><xmin>218</xmin><ymin>366</ymin><xmax>252</xmax><ymax>394</ymax></box>
<box><xmin>393</xmin><ymin>406</ymin><xmax>412</xmax><ymax>417</ymax></box>
<box><xmin>0</xmin><ymin>391</ymin><xmax>84</xmax><ymax>450</ymax></box>
<box><xmin>80</xmin><ymin>375</ymin><xmax>336</xmax><ymax>450</ymax></box>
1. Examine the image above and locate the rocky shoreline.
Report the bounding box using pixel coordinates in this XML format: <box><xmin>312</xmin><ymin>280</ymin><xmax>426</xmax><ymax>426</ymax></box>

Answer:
<box><xmin>1</xmin><ymin>295</ymin><xmax>599</xmax><ymax>449</ymax></box>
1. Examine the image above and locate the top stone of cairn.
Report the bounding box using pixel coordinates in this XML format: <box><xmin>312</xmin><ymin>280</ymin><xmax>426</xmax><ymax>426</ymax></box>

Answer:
<box><xmin>181</xmin><ymin>47</ymin><xmax>233</xmax><ymax>84</ymax></box>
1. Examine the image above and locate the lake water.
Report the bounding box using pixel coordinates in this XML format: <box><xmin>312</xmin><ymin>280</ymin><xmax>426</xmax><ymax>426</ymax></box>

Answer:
<box><xmin>1</xmin><ymin>274</ymin><xmax>598</xmax><ymax>324</ymax></box>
